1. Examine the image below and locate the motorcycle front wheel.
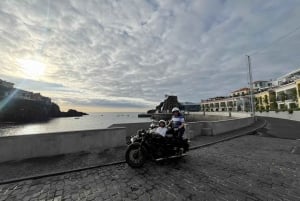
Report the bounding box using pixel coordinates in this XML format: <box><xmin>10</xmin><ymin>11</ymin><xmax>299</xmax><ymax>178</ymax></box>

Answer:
<box><xmin>125</xmin><ymin>142</ymin><xmax>145</xmax><ymax>168</ymax></box>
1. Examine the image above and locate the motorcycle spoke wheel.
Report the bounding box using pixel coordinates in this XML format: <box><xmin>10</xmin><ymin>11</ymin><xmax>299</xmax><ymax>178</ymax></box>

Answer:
<box><xmin>125</xmin><ymin>143</ymin><xmax>145</xmax><ymax>168</ymax></box>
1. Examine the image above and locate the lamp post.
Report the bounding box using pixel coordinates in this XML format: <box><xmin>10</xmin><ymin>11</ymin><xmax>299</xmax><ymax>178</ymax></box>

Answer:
<box><xmin>246</xmin><ymin>55</ymin><xmax>255</xmax><ymax>117</ymax></box>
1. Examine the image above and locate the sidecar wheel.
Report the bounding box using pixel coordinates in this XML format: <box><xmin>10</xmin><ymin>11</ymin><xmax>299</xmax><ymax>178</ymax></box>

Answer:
<box><xmin>125</xmin><ymin>143</ymin><xmax>145</xmax><ymax>168</ymax></box>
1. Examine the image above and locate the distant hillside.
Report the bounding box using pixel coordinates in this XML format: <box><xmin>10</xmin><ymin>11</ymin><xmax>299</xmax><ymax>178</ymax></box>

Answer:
<box><xmin>0</xmin><ymin>98</ymin><xmax>87</xmax><ymax>123</ymax></box>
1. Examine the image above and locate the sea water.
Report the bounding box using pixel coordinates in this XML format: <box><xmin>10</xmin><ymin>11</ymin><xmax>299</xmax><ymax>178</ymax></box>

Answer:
<box><xmin>0</xmin><ymin>112</ymin><xmax>151</xmax><ymax>136</ymax></box>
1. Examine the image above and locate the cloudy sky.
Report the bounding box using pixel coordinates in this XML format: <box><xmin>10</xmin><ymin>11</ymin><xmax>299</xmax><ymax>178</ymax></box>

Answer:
<box><xmin>1</xmin><ymin>0</ymin><xmax>300</xmax><ymax>112</ymax></box>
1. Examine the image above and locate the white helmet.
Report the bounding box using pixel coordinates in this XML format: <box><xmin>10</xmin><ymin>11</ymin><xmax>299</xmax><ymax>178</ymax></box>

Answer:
<box><xmin>171</xmin><ymin>107</ymin><xmax>180</xmax><ymax>113</ymax></box>
<box><xmin>158</xmin><ymin>120</ymin><xmax>166</xmax><ymax>125</ymax></box>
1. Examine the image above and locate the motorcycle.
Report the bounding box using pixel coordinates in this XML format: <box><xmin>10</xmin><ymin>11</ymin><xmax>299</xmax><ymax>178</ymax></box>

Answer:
<box><xmin>125</xmin><ymin>121</ymin><xmax>189</xmax><ymax>168</ymax></box>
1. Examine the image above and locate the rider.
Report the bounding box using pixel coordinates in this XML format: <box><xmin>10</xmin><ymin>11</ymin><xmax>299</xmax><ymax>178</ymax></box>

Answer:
<box><xmin>155</xmin><ymin>120</ymin><xmax>168</xmax><ymax>137</ymax></box>
<box><xmin>169</xmin><ymin>107</ymin><xmax>185</xmax><ymax>138</ymax></box>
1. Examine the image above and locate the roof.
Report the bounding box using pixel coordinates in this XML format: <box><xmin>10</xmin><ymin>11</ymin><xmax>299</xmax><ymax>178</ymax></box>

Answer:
<box><xmin>253</xmin><ymin>80</ymin><xmax>269</xmax><ymax>83</ymax></box>
<box><xmin>277</xmin><ymin>68</ymin><xmax>300</xmax><ymax>80</ymax></box>
<box><xmin>231</xmin><ymin>87</ymin><xmax>250</xmax><ymax>93</ymax></box>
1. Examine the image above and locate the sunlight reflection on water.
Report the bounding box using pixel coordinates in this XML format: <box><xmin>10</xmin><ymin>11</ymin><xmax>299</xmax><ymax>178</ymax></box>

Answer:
<box><xmin>0</xmin><ymin>112</ymin><xmax>151</xmax><ymax>136</ymax></box>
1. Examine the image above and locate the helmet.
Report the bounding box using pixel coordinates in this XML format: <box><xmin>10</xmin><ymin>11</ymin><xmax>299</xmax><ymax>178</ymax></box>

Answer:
<box><xmin>158</xmin><ymin>120</ymin><xmax>166</xmax><ymax>125</ymax></box>
<box><xmin>171</xmin><ymin>107</ymin><xmax>180</xmax><ymax>113</ymax></box>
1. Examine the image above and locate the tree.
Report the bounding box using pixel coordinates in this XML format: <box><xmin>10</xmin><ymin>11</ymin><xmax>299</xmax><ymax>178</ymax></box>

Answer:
<box><xmin>269</xmin><ymin>92</ymin><xmax>276</xmax><ymax>103</ymax></box>
<box><xmin>289</xmin><ymin>103</ymin><xmax>297</xmax><ymax>109</ymax></box>
<box><xmin>264</xmin><ymin>95</ymin><xmax>269</xmax><ymax>104</ymax></box>
<box><xmin>270</xmin><ymin>102</ymin><xmax>278</xmax><ymax>110</ymax></box>
<box><xmin>255</xmin><ymin>97</ymin><xmax>259</xmax><ymax>107</ymax></box>
<box><xmin>290</xmin><ymin>88</ymin><xmax>297</xmax><ymax>101</ymax></box>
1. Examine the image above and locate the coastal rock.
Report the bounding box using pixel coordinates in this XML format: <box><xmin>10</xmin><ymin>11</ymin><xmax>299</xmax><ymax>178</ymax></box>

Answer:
<box><xmin>60</xmin><ymin>109</ymin><xmax>88</xmax><ymax>117</ymax></box>
<box><xmin>155</xmin><ymin>95</ymin><xmax>182</xmax><ymax>113</ymax></box>
<box><xmin>0</xmin><ymin>99</ymin><xmax>87</xmax><ymax>123</ymax></box>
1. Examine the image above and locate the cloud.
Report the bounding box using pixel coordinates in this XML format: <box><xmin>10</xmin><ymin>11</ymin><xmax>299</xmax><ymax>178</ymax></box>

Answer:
<box><xmin>1</xmin><ymin>0</ymin><xmax>300</xmax><ymax>111</ymax></box>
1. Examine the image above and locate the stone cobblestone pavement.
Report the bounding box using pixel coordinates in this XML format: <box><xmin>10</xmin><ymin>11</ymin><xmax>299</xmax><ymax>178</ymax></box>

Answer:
<box><xmin>0</xmin><ymin>135</ymin><xmax>299</xmax><ymax>201</ymax></box>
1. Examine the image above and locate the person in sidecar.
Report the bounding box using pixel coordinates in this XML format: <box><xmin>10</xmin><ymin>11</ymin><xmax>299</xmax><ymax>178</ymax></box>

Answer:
<box><xmin>168</xmin><ymin>107</ymin><xmax>185</xmax><ymax>138</ymax></box>
<box><xmin>155</xmin><ymin>120</ymin><xmax>168</xmax><ymax>137</ymax></box>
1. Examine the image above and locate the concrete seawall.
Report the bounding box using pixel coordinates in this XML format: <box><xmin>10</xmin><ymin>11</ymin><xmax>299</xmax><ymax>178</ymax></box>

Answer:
<box><xmin>108</xmin><ymin>122</ymin><xmax>151</xmax><ymax>137</ymax></box>
<box><xmin>189</xmin><ymin>111</ymin><xmax>251</xmax><ymax>118</ymax></box>
<box><xmin>0</xmin><ymin>128</ymin><xmax>126</xmax><ymax>163</ymax></box>
<box><xmin>152</xmin><ymin>112</ymin><xmax>238</xmax><ymax>121</ymax></box>
<box><xmin>0</xmin><ymin>114</ymin><xmax>255</xmax><ymax>163</ymax></box>
<box><xmin>108</xmin><ymin>116</ymin><xmax>255</xmax><ymax>140</ymax></box>
<box><xmin>255</xmin><ymin>111</ymin><xmax>300</xmax><ymax>122</ymax></box>
<box><xmin>202</xmin><ymin>110</ymin><xmax>300</xmax><ymax>122</ymax></box>
<box><xmin>185</xmin><ymin>117</ymin><xmax>255</xmax><ymax>139</ymax></box>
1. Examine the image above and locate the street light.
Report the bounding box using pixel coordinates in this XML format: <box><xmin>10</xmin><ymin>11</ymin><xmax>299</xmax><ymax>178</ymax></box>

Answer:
<box><xmin>246</xmin><ymin>55</ymin><xmax>255</xmax><ymax>117</ymax></box>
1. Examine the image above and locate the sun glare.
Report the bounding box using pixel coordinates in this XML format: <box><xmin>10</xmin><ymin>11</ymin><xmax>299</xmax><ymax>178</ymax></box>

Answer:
<box><xmin>18</xmin><ymin>59</ymin><xmax>46</xmax><ymax>79</ymax></box>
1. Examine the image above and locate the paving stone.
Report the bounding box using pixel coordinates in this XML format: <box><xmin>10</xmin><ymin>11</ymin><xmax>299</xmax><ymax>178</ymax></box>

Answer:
<box><xmin>0</xmin><ymin>136</ymin><xmax>299</xmax><ymax>201</ymax></box>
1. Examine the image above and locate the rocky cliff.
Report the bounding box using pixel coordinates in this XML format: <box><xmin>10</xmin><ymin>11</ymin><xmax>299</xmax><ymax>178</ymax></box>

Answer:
<box><xmin>155</xmin><ymin>95</ymin><xmax>182</xmax><ymax>113</ymax></box>
<box><xmin>0</xmin><ymin>99</ymin><xmax>87</xmax><ymax>123</ymax></box>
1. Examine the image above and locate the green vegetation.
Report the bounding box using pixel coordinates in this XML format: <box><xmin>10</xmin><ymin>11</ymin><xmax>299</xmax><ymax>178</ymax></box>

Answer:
<box><xmin>290</xmin><ymin>88</ymin><xmax>297</xmax><ymax>101</ymax></box>
<box><xmin>264</xmin><ymin>95</ymin><xmax>269</xmax><ymax>104</ymax></box>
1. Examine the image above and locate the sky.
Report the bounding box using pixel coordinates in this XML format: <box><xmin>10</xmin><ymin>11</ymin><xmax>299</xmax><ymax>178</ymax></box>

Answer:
<box><xmin>0</xmin><ymin>0</ymin><xmax>300</xmax><ymax>112</ymax></box>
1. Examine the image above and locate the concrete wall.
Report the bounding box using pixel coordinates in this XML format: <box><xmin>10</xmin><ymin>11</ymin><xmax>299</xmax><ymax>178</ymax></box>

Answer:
<box><xmin>108</xmin><ymin>116</ymin><xmax>255</xmax><ymax>140</ymax></box>
<box><xmin>0</xmin><ymin>128</ymin><xmax>126</xmax><ymax>163</ymax></box>
<box><xmin>205</xmin><ymin>117</ymin><xmax>254</xmax><ymax>135</ymax></box>
<box><xmin>185</xmin><ymin>117</ymin><xmax>255</xmax><ymax>139</ymax></box>
<box><xmin>255</xmin><ymin>111</ymin><xmax>300</xmax><ymax>122</ymax></box>
<box><xmin>190</xmin><ymin>111</ymin><xmax>251</xmax><ymax>118</ymax></box>
<box><xmin>184</xmin><ymin>122</ymin><xmax>205</xmax><ymax>139</ymax></box>
<box><xmin>108</xmin><ymin>122</ymin><xmax>151</xmax><ymax>137</ymax></box>
<box><xmin>152</xmin><ymin>112</ymin><xmax>241</xmax><ymax>121</ymax></box>
<box><xmin>185</xmin><ymin>113</ymin><xmax>235</xmax><ymax>122</ymax></box>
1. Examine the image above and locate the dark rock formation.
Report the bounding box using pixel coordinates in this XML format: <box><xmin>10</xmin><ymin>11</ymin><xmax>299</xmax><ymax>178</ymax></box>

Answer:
<box><xmin>0</xmin><ymin>99</ymin><xmax>87</xmax><ymax>123</ymax></box>
<box><xmin>60</xmin><ymin>109</ymin><xmax>88</xmax><ymax>117</ymax></box>
<box><xmin>155</xmin><ymin>102</ymin><xmax>164</xmax><ymax>112</ymax></box>
<box><xmin>0</xmin><ymin>99</ymin><xmax>52</xmax><ymax>122</ymax></box>
<box><xmin>50</xmin><ymin>102</ymin><xmax>61</xmax><ymax>117</ymax></box>
<box><xmin>156</xmin><ymin>96</ymin><xmax>182</xmax><ymax>113</ymax></box>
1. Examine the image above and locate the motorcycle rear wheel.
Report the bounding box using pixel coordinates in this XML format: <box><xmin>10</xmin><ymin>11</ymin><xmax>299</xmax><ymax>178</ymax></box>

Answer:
<box><xmin>125</xmin><ymin>143</ymin><xmax>145</xmax><ymax>168</ymax></box>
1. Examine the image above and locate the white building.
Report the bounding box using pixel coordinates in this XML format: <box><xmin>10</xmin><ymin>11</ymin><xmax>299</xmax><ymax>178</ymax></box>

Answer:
<box><xmin>274</xmin><ymin>80</ymin><xmax>299</xmax><ymax>109</ymax></box>
<box><xmin>273</xmin><ymin>68</ymin><xmax>300</xmax><ymax>86</ymax></box>
<box><xmin>253</xmin><ymin>80</ymin><xmax>272</xmax><ymax>92</ymax></box>
<box><xmin>201</xmin><ymin>96</ymin><xmax>251</xmax><ymax>112</ymax></box>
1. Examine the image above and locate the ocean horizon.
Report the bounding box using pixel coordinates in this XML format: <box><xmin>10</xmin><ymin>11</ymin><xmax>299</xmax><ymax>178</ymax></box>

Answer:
<box><xmin>0</xmin><ymin>112</ymin><xmax>152</xmax><ymax>137</ymax></box>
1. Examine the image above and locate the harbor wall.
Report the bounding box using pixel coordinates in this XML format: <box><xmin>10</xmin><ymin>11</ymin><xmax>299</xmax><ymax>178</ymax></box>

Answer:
<box><xmin>185</xmin><ymin>117</ymin><xmax>255</xmax><ymax>139</ymax></box>
<box><xmin>108</xmin><ymin>122</ymin><xmax>151</xmax><ymax>137</ymax></box>
<box><xmin>188</xmin><ymin>111</ymin><xmax>251</xmax><ymax>118</ymax></box>
<box><xmin>255</xmin><ymin>111</ymin><xmax>300</xmax><ymax>122</ymax></box>
<box><xmin>200</xmin><ymin>110</ymin><xmax>300</xmax><ymax>121</ymax></box>
<box><xmin>109</xmin><ymin>116</ymin><xmax>254</xmax><ymax>139</ymax></box>
<box><xmin>0</xmin><ymin>128</ymin><xmax>126</xmax><ymax>163</ymax></box>
<box><xmin>0</xmin><ymin>114</ymin><xmax>255</xmax><ymax>163</ymax></box>
<box><xmin>152</xmin><ymin>112</ymin><xmax>249</xmax><ymax>121</ymax></box>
